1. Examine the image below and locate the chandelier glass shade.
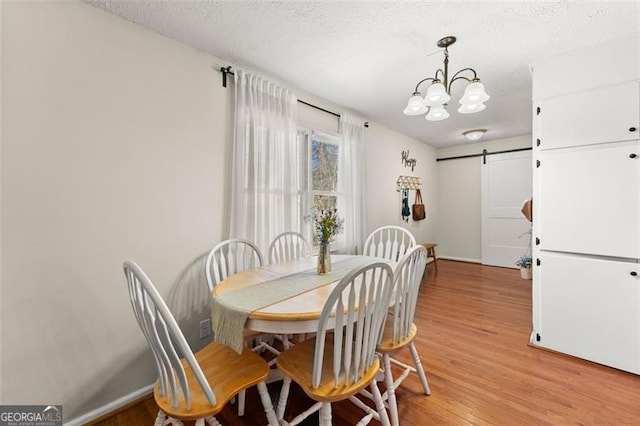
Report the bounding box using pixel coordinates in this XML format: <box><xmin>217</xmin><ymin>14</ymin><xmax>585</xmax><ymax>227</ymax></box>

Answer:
<box><xmin>404</xmin><ymin>36</ymin><xmax>489</xmax><ymax>121</ymax></box>
<box><xmin>403</xmin><ymin>92</ymin><xmax>428</xmax><ymax>115</ymax></box>
<box><xmin>424</xmin><ymin>82</ymin><xmax>450</xmax><ymax>106</ymax></box>
<box><xmin>425</xmin><ymin>105</ymin><xmax>449</xmax><ymax>121</ymax></box>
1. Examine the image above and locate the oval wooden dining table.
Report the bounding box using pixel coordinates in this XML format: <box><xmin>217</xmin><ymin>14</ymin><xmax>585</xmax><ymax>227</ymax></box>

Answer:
<box><xmin>212</xmin><ymin>255</ymin><xmax>390</xmax><ymax>339</ymax></box>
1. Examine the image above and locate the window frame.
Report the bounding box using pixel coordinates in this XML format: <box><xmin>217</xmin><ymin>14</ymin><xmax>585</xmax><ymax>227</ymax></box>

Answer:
<box><xmin>301</xmin><ymin>129</ymin><xmax>344</xmax><ymax>249</ymax></box>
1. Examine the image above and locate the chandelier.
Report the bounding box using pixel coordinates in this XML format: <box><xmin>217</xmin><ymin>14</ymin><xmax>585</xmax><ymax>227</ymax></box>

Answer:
<box><xmin>403</xmin><ymin>36</ymin><xmax>490</xmax><ymax>121</ymax></box>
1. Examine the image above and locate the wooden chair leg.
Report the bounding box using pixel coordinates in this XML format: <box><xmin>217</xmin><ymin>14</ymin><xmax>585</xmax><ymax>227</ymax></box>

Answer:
<box><xmin>383</xmin><ymin>354</ymin><xmax>399</xmax><ymax>426</ymax></box>
<box><xmin>409</xmin><ymin>342</ymin><xmax>431</xmax><ymax>395</ymax></box>
<box><xmin>320</xmin><ymin>402</ymin><xmax>332</xmax><ymax>426</ymax></box>
<box><xmin>238</xmin><ymin>390</ymin><xmax>246</xmax><ymax>416</ymax></box>
<box><xmin>287</xmin><ymin>402</ymin><xmax>322</xmax><ymax>426</ymax></box>
<box><xmin>281</xmin><ymin>334</ymin><xmax>292</xmax><ymax>350</ymax></box>
<box><xmin>256</xmin><ymin>381</ymin><xmax>280</xmax><ymax>426</ymax></box>
<box><xmin>205</xmin><ymin>416</ymin><xmax>221</xmax><ymax>426</ymax></box>
<box><xmin>154</xmin><ymin>410</ymin><xmax>166</xmax><ymax>426</ymax></box>
<box><xmin>154</xmin><ymin>411</ymin><xmax>183</xmax><ymax>426</ymax></box>
<box><xmin>369</xmin><ymin>379</ymin><xmax>391</xmax><ymax>426</ymax></box>
<box><xmin>277</xmin><ymin>377</ymin><xmax>292</xmax><ymax>420</ymax></box>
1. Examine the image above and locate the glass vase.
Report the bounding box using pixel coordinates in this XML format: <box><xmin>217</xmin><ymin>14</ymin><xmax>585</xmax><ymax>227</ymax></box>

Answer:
<box><xmin>317</xmin><ymin>242</ymin><xmax>331</xmax><ymax>275</ymax></box>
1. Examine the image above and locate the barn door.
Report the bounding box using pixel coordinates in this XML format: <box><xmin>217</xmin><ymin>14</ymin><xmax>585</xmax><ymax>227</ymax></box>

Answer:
<box><xmin>481</xmin><ymin>150</ymin><xmax>533</xmax><ymax>268</ymax></box>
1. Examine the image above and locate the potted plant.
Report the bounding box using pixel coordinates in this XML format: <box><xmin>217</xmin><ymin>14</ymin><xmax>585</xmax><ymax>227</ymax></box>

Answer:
<box><xmin>516</xmin><ymin>255</ymin><xmax>532</xmax><ymax>279</ymax></box>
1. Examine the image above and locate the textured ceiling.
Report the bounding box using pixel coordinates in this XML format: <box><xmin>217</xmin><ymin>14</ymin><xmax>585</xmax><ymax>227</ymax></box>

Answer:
<box><xmin>86</xmin><ymin>1</ymin><xmax>640</xmax><ymax>148</ymax></box>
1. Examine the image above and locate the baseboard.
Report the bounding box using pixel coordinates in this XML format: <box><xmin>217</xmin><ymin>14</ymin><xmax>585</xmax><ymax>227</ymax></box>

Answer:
<box><xmin>64</xmin><ymin>384</ymin><xmax>154</xmax><ymax>426</ymax></box>
<box><xmin>437</xmin><ymin>256</ymin><xmax>482</xmax><ymax>264</ymax></box>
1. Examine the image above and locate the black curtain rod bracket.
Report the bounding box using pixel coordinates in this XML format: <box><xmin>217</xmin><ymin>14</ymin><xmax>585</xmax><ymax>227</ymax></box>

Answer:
<box><xmin>220</xmin><ymin>66</ymin><xmax>232</xmax><ymax>88</ymax></box>
<box><xmin>219</xmin><ymin>65</ymin><xmax>368</xmax><ymax>128</ymax></box>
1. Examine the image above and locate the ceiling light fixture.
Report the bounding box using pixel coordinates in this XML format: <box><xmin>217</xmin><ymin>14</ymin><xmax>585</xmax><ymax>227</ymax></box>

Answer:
<box><xmin>463</xmin><ymin>129</ymin><xmax>487</xmax><ymax>141</ymax></box>
<box><xmin>403</xmin><ymin>36</ymin><xmax>490</xmax><ymax>121</ymax></box>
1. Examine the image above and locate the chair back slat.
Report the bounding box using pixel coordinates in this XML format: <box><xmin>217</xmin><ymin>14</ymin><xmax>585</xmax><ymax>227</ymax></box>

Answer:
<box><xmin>205</xmin><ymin>239</ymin><xmax>264</xmax><ymax>292</ymax></box>
<box><xmin>144</xmin><ymin>300</ymin><xmax>184</xmax><ymax>406</ymax></box>
<box><xmin>312</xmin><ymin>262</ymin><xmax>394</xmax><ymax>389</ymax></box>
<box><xmin>268</xmin><ymin>231</ymin><xmax>311</xmax><ymax>264</ymax></box>
<box><xmin>126</xmin><ymin>269</ymin><xmax>169</xmax><ymax>396</ymax></box>
<box><xmin>391</xmin><ymin>245</ymin><xmax>428</xmax><ymax>343</ymax></box>
<box><xmin>363</xmin><ymin>226</ymin><xmax>416</xmax><ymax>261</ymax></box>
<box><xmin>333</xmin><ymin>296</ymin><xmax>345</xmax><ymax>386</ymax></box>
<box><xmin>123</xmin><ymin>261</ymin><xmax>217</xmax><ymax>409</ymax></box>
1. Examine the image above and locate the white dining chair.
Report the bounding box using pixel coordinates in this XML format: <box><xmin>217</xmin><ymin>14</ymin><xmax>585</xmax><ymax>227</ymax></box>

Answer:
<box><xmin>267</xmin><ymin>231</ymin><xmax>312</xmax><ymax>348</ymax></box>
<box><xmin>371</xmin><ymin>245</ymin><xmax>431</xmax><ymax>426</ymax></box>
<box><xmin>123</xmin><ymin>261</ymin><xmax>278</xmax><ymax>426</ymax></box>
<box><xmin>363</xmin><ymin>225</ymin><xmax>416</xmax><ymax>261</ymax></box>
<box><xmin>205</xmin><ymin>238</ymin><xmax>264</xmax><ymax>293</ymax></box>
<box><xmin>204</xmin><ymin>238</ymin><xmax>279</xmax><ymax>416</ymax></box>
<box><xmin>276</xmin><ymin>261</ymin><xmax>395</xmax><ymax>426</ymax></box>
<box><xmin>268</xmin><ymin>231</ymin><xmax>311</xmax><ymax>264</ymax></box>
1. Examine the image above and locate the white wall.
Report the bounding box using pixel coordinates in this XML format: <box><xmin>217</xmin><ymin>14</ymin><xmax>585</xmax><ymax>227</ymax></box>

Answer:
<box><xmin>0</xmin><ymin>1</ymin><xmax>437</xmax><ymax>421</ymax></box>
<box><xmin>364</xmin><ymin>124</ymin><xmax>438</xmax><ymax>245</ymax></box>
<box><xmin>437</xmin><ymin>135</ymin><xmax>532</xmax><ymax>262</ymax></box>
<box><xmin>0</xmin><ymin>0</ymin><xmax>4</xmax><ymax>403</ymax></box>
<box><xmin>1</xmin><ymin>0</ymin><xmax>229</xmax><ymax>418</ymax></box>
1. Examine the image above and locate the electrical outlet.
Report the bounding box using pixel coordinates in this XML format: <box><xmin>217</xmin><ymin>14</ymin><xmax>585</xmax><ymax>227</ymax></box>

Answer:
<box><xmin>199</xmin><ymin>319</ymin><xmax>211</xmax><ymax>339</ymax></box>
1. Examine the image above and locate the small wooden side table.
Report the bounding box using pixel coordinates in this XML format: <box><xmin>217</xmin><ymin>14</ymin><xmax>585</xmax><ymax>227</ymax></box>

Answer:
<box><xmin>422</xmin><ymin>243</ymin><xmax>438</xmax><ymax>271</ymax></box>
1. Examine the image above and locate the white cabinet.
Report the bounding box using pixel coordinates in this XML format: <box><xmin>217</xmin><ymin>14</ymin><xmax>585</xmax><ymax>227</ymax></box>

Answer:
<box><xmin>538</xmin><ymin>252</ymin><xmax>640</xmax><ymax>374</ymax></box>
<box><xmin>531</xmin><ymin>37</ymin><xmax>640</xmax><ymax>375</ymax></box>
<box><xmin>535</xmin><ymin>81</ymin><xmax>639</xmax><ymax>150</ymax></box>
<box><xmin>538</xmin><ymin>140</ymin><xmax>640</xmax><ymax>258</ymax></box>
<box><xmin>531</xmin><ymin>37</ymin><xmax>640</xmax><ymax>100</ymax></box>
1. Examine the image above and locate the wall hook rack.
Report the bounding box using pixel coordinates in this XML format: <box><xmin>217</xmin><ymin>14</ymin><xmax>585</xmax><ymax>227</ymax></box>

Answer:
<box><xmin>396</xmin><ymin>175</ymin><xmax>421</xmax><ymax>191</ymax></box>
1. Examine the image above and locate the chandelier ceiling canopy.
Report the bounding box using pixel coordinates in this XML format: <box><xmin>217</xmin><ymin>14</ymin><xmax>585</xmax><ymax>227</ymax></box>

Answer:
<box><xmin>404</xmin><ymin>36</ymin><xmax>490</xmax><ymax>121</ymax></box>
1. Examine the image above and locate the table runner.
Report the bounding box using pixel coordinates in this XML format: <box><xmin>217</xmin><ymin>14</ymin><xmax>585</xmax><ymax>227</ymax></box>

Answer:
<box><xmin>211</xmin><ymin>256</ymin><xmax>375</xmax><ymax>353</ymax></box>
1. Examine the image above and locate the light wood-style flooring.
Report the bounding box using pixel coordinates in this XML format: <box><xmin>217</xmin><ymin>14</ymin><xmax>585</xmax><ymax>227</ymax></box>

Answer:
<box><xmin>90</xmin><ymin>260</ymin><xmax>640</xmax><ymax>425</ymax></box>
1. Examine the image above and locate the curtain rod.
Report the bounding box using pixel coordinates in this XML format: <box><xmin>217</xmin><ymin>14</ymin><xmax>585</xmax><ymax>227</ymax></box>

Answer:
<box><xmin>437</xmin><ymin>147</ymin><xmax>532</xmax><ymax>164</ymax></box>
<box><xmin>219</xmin><ymin>66</ymin><xmax>369</xmax><ymax>128</ymax></box>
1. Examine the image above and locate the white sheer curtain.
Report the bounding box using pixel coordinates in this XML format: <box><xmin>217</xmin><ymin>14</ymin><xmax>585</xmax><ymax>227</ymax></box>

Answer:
<box><xmin>230</xmin><ymin>69</ymin><xmax>306</xmax><ymax>254</ymax></box>
<box><xmin>339</xmin><ymin>112</ymin><xmax>367</xmax><ymax>254</ymax></box>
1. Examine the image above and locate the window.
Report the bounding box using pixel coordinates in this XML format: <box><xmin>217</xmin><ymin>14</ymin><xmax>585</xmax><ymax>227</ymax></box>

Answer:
<box><xmin>299</xmin><ymin>130</ymin><xmax>342</xmax><ymax>246</ymax></box>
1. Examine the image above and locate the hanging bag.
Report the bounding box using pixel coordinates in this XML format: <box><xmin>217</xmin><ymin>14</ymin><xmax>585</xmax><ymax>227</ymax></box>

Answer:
<box><xmin>401</xmin><ymin>189</ymin><xmax>411</xmax><ymax>222</ymax></box>
<box><xmin>412</xmin><ymin>188</ymin><xmax>426</xmax><ymax>221</ymax></box>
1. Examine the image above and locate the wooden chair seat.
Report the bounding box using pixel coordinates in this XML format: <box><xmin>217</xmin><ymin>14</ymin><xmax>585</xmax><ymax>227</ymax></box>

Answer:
<box><xmin>155</xmin><ymin>342</ymin><xmax>269</xmax><ymax>420</ymax></box>
<box><xmin>277</xmin><ymin>337</ymin><xmax>381</xmax><ymax>403</ymax></box>
<box><xmin>378</xmin><ymin>321</ymin><xmax>417</xmax><ymax>354</ymax></box>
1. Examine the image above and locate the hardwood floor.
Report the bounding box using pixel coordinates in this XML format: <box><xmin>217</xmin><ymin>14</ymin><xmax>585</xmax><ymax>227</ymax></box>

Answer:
<box><xmin>90</xmin><ymin>260</ymin><xmax>640</xmax><ymax>425</ymax></box>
